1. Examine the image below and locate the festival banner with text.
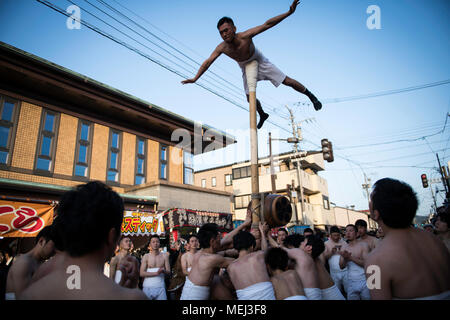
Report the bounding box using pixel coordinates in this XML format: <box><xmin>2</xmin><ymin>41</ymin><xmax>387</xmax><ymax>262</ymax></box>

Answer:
<box><xmin>0</xmin><ymin>201</ymin><xmax>54</xmax><ymax>237</ymax></box>
<box><xmin>121</xmin><ymin>211</ymin><xmax>165</xmax><ymax>236</ymax></box>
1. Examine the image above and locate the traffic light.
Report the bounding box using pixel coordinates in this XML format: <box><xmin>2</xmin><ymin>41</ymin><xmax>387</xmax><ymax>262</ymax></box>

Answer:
<box><xmin>321</xmin><ymin>139</ymin><xmax>334</xmax><ymax>163</ymax></box>
<box><xmin>421</xmin><ymin>174</ymin><xmax>428</xmax><ymax>188</ymax></box>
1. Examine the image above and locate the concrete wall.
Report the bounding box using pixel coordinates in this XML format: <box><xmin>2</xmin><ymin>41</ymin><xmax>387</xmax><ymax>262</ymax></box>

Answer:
<box><xmin>128</xmin><ymin>182</ymin><xmax>232</xmax><ymax>213</ymax></box>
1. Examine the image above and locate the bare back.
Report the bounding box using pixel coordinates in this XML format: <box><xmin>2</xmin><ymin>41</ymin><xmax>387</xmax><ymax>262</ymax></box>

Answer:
<box><xmin>271</xmin><ymin>270</ymin><xmax>305</xmax><ymax>300</ymax></box>
<box><xmin>20</xmin><ymin>267</ymin><xmax>146</xmax><ymax>300</ymax></box>
<box><xmin>367</xmin><ymin>228</ymin><xmax>450</xmax><ymax>299</ymax></box>
<box><xmin>188</xmin><ymin>250</ymin><xmax>233</xmax><ymax>287</ymax></box>
<box><xmin>286</xmin><ymin>248</ymin><xmax>319</xmax><ymax>289</ymax></box>
<box><xmin>6</xmin><ymin>253</ymin><xmax>39</xmax><ymax>296</ymax></box>
<box><xmin>20</xmin><ymin>253</ymin><xmax>147</xmax><ymax>300</ymax></box>
<box><xmin>228</xmin><ymin>251</ymin><xmax>270</xmax><ymax>290</ymax></box>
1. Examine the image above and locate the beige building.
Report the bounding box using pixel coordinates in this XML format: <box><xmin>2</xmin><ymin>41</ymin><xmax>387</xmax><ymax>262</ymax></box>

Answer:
<box><xmin>332</xmin><ymin>206</ymin><xmax>377</xmax><ymax>231</ymax></box>
<box><xmin>0</xmin><ymin>41</ymin><xmax>235</xmax><ymax>216</ymax></box>
<box><xmin>195</xmin><ymin>151</ymin><xmax>334</xmax><ymax>230</ymax></box>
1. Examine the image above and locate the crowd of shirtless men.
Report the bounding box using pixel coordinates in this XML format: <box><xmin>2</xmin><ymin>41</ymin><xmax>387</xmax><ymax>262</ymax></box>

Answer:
<box><xmin>3</xmin><ymin>178</ymin><xmax>450</xmax><ymax>300</ymax></box>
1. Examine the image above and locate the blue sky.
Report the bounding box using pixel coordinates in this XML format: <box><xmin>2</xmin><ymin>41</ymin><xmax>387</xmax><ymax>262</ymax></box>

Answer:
<box><xmin>1</xmin><ymin>0</ymin><xmax>449</xmax><ymax>216</ymax></box>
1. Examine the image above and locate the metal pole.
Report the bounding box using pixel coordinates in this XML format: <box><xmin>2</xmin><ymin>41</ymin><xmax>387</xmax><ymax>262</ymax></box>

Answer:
<box><xmin>246</xmin><ymin>60</ymin><xmax>260</xmax><ymax>228</ymax></box>
<box><xmin>286</xmin><ymin>106</ymin><xmax>305</xmax><ymax>225</ymax></box>
<box><xmin>430</xmin><ymin>184</ymin><xmax>438</xmax><ymax>214</ymax></box>
<box><xmin>269</xmin><ymin>132</ymin><xmax>276</xmax><ymax>193</ymax></box>
<box><xmin>436</xmin><ymin>153</ymin><xmax>450</xmax><ymax>197</ymax></box>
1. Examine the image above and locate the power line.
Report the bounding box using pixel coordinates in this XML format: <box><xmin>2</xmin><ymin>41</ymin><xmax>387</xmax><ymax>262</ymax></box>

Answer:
<box><xmin>334</xmin><ymin>119</ymin><xmax>449</xmax><ymax>150</ymax></box>
<box><xmin>95</xmin><ymin>0</ymin><xmax>290</xmax><ymax>120</ymax></box>
<box><xmin>37</xmin><ymin>0</ymin><xmax>293</xmax><ymax>135</ymax></box>
<box><xmin>295</xmin><ymin>79</ymin><xmax>450</xmax><ymax>106</ymax></box>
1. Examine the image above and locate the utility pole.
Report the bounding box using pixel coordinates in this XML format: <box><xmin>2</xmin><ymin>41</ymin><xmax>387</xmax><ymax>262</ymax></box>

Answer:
<box><xmin>286</xmin><ymin>105</ymin><xmax>303</xmax><ymax>226</ymax></box>
<box><xmin>436</xmin><ymin>153</ymin><xmax>450</xmax><ymax>200</ymax></box>
<box><xmin>268</xmin><ymin>132</ymin><xmax>276</xmax><ymax>193</ymax></box>
<box><xmin>430</xmin><ymin>184</ymin><xmax>438</xmax><ymax>214</ymax></box>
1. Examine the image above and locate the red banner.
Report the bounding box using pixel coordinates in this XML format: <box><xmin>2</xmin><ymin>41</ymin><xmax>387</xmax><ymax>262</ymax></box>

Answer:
<box><xmin>0</xmin><ymin>201</ymin><xmax>54</xmax><ymax>237</ymax></box>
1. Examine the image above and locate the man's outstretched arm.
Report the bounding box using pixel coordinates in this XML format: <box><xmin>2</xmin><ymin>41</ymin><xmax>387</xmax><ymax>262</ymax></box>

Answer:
<box><xmin>241</xmin><ymin>0</ymin><xmax>299</xmax><ymax>39</ymax></box>
<box><xmin>181</xmin><ymin>46</ymin><xmax>222</xmax><ymax>84</ymax></box>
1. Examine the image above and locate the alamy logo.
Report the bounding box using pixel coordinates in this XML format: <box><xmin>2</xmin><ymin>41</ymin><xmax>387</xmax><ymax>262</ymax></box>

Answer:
<box><xmin>366</xmin><ymin>265</ymin><xmax>381</xmax><ymax>289</ymax></box>
<box><xmin>366</xmin><ymin>5</ymin><xmax>381</xmax><ymax>30</ymax></box>
<box><xmin>66</xmin><ymin>5</ymin><xmax>81</xmax><ymax>30</ymax></box>
<box><xmin>66</xmin><ymin>265</ymin><xmax>81</xmax><ymax>290</ymax></box>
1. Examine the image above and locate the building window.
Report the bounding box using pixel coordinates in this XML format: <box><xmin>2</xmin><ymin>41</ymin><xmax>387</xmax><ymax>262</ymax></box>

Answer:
<box><xmin>232</xmin><ymin>166</ymin><xmax>251</xmax><ymax>180</ymax></box>
<box><xmin>201</xmin><ymin>179</ymin><xmax>206</xmax><ymax>188</ymax></box>
<box><xmin>35</xmin><ymin>109</ymin><xmax>59</xmax><ymax>173</ymax></box>
<box><xmin>323</xmin><ymin>195</ymin><xmax>330</xmax><ymax>210</ymax></box>
<box><xmin>107</xmin><ymin>130</ymin><xmax>121</xmax><ymax>182</ymax></box>
<box><xmin>234</xmin><ymin>195</ymin><xmax>251</xmax><ymax>209</ymax></box>
<box><xmin>225</xmin><ymin>174</ymin><xmax>232</xmax><ymax>186</ymax></box>
<box><xmin>183</xmin><ymin>151</ymin><xmax>194</xmax><ymax>185</ymax></box>
<box><xmin>160</xmin><ymin>144</ymin><xmax>168</xmax><ymax>180</ymax></box>
<box><xmin>0</xmin><ymin>97</ymin><xmax>20</xmax><ymax>166</ymax></box>
<box><xmin>211</xmin><ymin>177</ymin><xmax>216</xmax><ymax>187</ymax></box>
<box><xmin>74</xmin><ymin>120</ymin><xmax>93</xmax><ymax>178</ymax></box>
<box><xmin>135</xmin><ymin>137</ymin><xmax>146</xmax><ymax>185</ymax></box>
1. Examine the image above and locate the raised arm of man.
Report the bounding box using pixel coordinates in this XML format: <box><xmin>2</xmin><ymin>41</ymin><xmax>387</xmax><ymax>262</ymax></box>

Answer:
<box><xmin>241</xmin><ymin>0</ymin><xmax>300</xmax><ymax>39</ymax></box>
<box><xmin>219</xmin><ymin>208</ymin><xmax>252</xmax><ymax>250</ymax></box>
<box><xmin>259</xmin><ymin>222</ymin><xmax>269</xmax><ymax>251</ymax></box>
<box><xmin>181</xmin><ymin>46</ymin><xmax>223</xmax><ymax>84</ymax></box>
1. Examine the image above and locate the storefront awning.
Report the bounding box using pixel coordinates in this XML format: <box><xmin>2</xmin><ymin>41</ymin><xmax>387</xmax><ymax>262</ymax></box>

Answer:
<box><xmin>162</xmin><ymin>208</ymin><xmax>233</xmax><ymax>232</ymax></box>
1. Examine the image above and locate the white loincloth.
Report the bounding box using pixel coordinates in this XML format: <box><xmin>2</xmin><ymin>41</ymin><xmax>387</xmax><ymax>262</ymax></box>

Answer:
<box><xmin>142</xmin><ymin>268</ymin><xmax>167</xmax><ymax>300</ymax></box>
<box><xmin>345</xmin><ymin>261</ymin><xmax>370</xmax><ymax>300</ymax></box>
<box><xmin>394</xmin><ymin>290</ymin><xmax>450</xmax><ymax>300</ymax></box>
<box><xmin>236</xmin><ymin>281</ymin><xmax>276</xmax><ymax>300</ymax></box>
<box><xmin>284</xmin><ymin>295</ymin><xmax>308</xmax><ymax>300</ymax></box>
<box><xmin>328</xmin><ymin>254</ymin><xmax>347</xmax><ymax>273</ymax></box>
<box><xmin>330</xmin><ymin>269</ymin><xmax>348</xmax><ymax>294</ymax></box>
<box><xmin>321</xmin><ymin>284</ymin><xmax>346</xmax><ymax>300</ymax></box>
<box><xmin>304</xmin><ymin>288</ymin><xmax>323</xmax><ymax>300</ymax></box>
<box><xmin>5</xmin><ymin>292</ymin><xmax>16</xmax><ymax>300</ymax></box>
<box><xmin>180</xmin><ymin>276</ymin><xmax>210</xmax><ymax>300</ymax></box>
<box><xmin>237</xmin><ymin>47</ymin><xmax>286</xmax><ymax>95</ymax></box>
<box><xmin>114</xmin><ymin>270</ymin><xmax>122</xmax><ymax>284</ymax></box>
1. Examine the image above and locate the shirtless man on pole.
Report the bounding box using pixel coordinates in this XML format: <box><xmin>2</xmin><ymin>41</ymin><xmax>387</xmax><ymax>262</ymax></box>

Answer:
<box><xmin>5</xmin><ymin>226</ymin><xmax>55</xmax><ymax>300</ymax></box>
<box><xmin>227</xmin><ymin>223</ymin><xmax>276</xmax><ymax>300</ymax></box>
<box><xmin>110</xmin><ymin>236</ymin><xmax>133</xmax><ymax>284</ymax></box>
<box><xmin>181</xmin><ymin>234</ymin><xmax>199</xmax><ymax>276</ymax></box>
<box><xmin>339</xmin><ymin>224</ymin><xmax>370</xmax><ymax>300</ymax></box>
<box><xmin>140</xmin><ymin>235</ymin><xmax>170</xmax><ymax>300</ymax></box>
<box><xmin>181</xmin><ymin>0</ymin><xmax>322</xmax><ymax>129</ymax></box>
<box><xmin>323</xmin><ymin>226</ymin><xmax>348</xmax><ymax>295</ymax></box>
<box><xmin>355</xmin><ymin>219</ymin><xmax>378</xmax><ymax>252</ymax></box>
<box><xmin>20</xmin><ymin>182</ymin><xmax>146</xmax><ymax>300</ymax></box>
<box><xmin>365</xmin><ymin>178</ymin><xmax>450</xmax><ymax>300</ymax></box>
<box><xmin>265</xmin><ymin>247</ymin><xmax>307</xmax><ymax>300</ymax></box>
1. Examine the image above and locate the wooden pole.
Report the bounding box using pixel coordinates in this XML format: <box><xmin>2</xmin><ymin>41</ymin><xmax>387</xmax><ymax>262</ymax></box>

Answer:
<box><xmin>245</xmin><ymin>60</ymin><xmax>260</xmax><ymax>228</ymax></box>
<box><xmin>269</xmin><ymin>132</ymin><xmax>276</xmax><ymax>193</ymax></box>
